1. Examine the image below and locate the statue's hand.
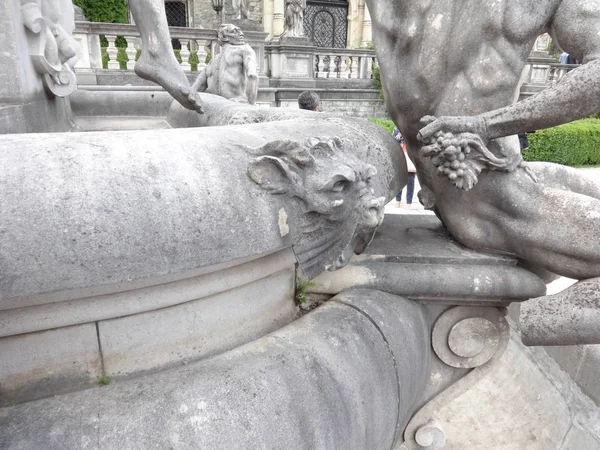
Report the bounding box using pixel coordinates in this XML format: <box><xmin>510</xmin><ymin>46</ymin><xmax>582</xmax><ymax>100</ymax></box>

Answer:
<box><xmin>417</xmin><ymin>115</ymin><xmax>487</xmax><ymax>143</ymax></box>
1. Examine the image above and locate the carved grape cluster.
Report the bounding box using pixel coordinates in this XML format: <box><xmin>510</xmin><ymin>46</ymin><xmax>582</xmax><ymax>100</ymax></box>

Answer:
<box><xmin>420</xmin><ymin>131</ymin><xmax>485</xmax><ymax>190</ymax></box>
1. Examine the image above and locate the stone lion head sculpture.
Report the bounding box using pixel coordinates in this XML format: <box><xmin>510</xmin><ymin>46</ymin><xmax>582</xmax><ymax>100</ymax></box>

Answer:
<box><xmin>248</xmin><ymin>137</ymin><xmax>386</xmax><ymax>279</ymax></box>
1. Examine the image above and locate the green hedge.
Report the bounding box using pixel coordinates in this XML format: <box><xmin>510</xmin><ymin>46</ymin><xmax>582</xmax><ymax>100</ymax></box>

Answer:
<box><xmin>101</xmin><ymin>48</ymin><xmax>204</xmax><ymax>71</ymax></box>
<box><xmin>368</xmin><ymin>118</ymin><xmax>394</xmax><ymax>133</ymax></box>
<box><xmin>73</xmin><ymin>0</ymin><xmax>128</xmax><ymax>23</ymax></box>
<box><xmin>523</xmin><ymin>118</ymin><xmax>600</xmax><ymax>166</ymax></box>
<box><xmin>368</xmin><ymin>117</ymin><xmax>600</xmax><ymax>167</ymax></box>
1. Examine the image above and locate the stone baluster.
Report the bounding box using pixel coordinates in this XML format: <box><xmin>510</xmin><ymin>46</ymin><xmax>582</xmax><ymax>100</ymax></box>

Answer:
<box><xmin>317</xmin><ymin>54</ymin><xmax>327</xmax><ymax>78</ymax></box>
<box><xmin>105</xmin><ymin>35</ymin><xmax>120</xmax><ymax>70</ymax></box>
<box><xmin>349</xmin><ymin>56</ymin><xmax>359</xmax><ymax>79</ymax></box>
<box><xmin>125</xmin><ymin>36</ymin><xmax>137</xmax><ymax>70</ymax></box>
<box><xmin>196</xmin><ymin>39</ymin><xmax>208</xmax><ymax>71</ymax></box>
<box><xmin>179</xmin><ymin>39</ymin><xmax>191</xmax><ymax>71</ymax></box>
<box><xmin>328</xmin><ymin>54</ymin><xmax>337</xmax><ymax>78</ymax></box>
<box><xmin>340</xmin><ymin>56</ymin><xmax>350</xmax><ymax>79</ymax></box>
<box><xmin>367</xmin><ymin>57</ymin><xmax>375</xmax><ymax>79</ymax></box>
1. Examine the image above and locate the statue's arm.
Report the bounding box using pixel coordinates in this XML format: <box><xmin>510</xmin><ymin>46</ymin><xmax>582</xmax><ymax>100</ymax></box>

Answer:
<box><xmin>244</xmin><ymin>46</ymin><xmax>259</xmax><ymax>105</ymax></box>
<box><xmin>419</xmin><ymin>0</ymin><xmax>600</xmax><ymax>142</ymax></box>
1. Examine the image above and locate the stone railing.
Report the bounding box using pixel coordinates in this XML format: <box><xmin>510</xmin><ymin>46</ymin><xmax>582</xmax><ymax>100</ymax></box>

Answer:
<box><xmin>72</xmin><ymin>22</ymin><xmax>377</xmax><ymax>81</ymax></box>
<box><xmin>313</xmin><ymin>48</ymin><xmax>377</xmax><ymax>80</ymax></box>
<box><xmin>522</xmin><ymin>57</ymin><xmax>578</xmax><ymax>86</ymax></box>
<box><xmin>72</xmin><ymin>21</ymin><xmax>269</xmax><ymax>75</ymax></box>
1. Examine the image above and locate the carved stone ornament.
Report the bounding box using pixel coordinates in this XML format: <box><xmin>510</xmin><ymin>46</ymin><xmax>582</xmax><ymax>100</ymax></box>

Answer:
<box><xmin>418</xmin><ymin>116</ymin><xmax>537</xmax><ymax>191</ymax></box>
<box><xmin>401</xmin><ymin>306</ymin><xmax>509</xmax><ymax>449</ymax></box>
<box><xmin>21</xmin><ymin>0</ymin><xmax>79</xmax><ymax>97</ymax></box>
<box><xmin>247</xmin><ymin>137</ymin><xmax>386</xmax><ymax>279</ymax></box>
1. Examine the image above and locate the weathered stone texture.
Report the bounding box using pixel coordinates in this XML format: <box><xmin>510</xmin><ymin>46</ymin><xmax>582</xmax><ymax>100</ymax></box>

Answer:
<box><xmin>0</xmin><ymin>324</ymin><xmax>102</xmax><ymax>406</ymax></box>
<box><xmin>98</xmin><ymin>268</ymin><xmax>296</xmax><ymax>376</ymax></box>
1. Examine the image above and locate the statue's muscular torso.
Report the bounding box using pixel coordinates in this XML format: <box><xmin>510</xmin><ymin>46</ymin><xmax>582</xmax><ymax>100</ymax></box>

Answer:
<box><xmin>367</xmin><ymin>0</ymin><xmax>562</xmax><ymax>194</ymax></box>
<box><xmin>205</xmin><ymin>45</ymin><xmax>250</xmax><ymax>99</ymax></box>
<box><xmin>370</xmin><ymin>0</ymin><xmax>559</xmax><ymax>136</ymax></box>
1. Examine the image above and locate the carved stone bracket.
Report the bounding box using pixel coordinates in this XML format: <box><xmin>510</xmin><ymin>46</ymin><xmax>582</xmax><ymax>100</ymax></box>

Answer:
<box><xmin>401</xmin><ymin>306</ymin><xmax>509</xmax><ymax>449</ymax></box>
<box><xmin>21</xmin><ymin>0</ymin><xmax>78</xmax><ymax>97</ymax></box>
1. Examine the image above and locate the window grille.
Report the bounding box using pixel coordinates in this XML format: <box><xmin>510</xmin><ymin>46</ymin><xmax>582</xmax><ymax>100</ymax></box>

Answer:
<box><xmin>304</xmin><ymin>0</ymin><xmax>348</xmax><ymax>48</ymax></box>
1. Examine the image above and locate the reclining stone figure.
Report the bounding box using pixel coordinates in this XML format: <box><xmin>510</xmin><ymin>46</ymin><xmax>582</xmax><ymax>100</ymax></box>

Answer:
<box><xmin>366</xmin><ymin>0</ymin><xmax>600</xmax><ymax>345</ymax></box>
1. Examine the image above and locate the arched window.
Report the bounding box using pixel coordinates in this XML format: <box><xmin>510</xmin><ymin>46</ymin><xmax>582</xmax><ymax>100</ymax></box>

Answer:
<box><xmin>304</xmin><ymin>0</ymin><xmax>348</xmax><ymax>48</ymax></box>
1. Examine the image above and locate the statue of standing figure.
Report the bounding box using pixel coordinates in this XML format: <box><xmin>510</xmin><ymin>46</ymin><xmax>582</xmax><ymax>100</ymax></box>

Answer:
<box><xmin>284</xmin><ymin>0</ymin><xmax>306</xmax><ymax>37</ymax></box>
<box><xmin>190</xmin><ymin>24</ymin><xmax>259</xmax><ymax>105</ymax></box>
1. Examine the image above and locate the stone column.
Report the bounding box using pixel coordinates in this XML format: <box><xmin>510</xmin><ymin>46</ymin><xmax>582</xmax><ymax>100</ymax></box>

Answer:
<box><xmin>263</xmin><ymin>0</ymin><xmax>274</xmax><ymax>38</ymax></box>
<box><xmin>272</xmin><ymin>0</ymin><xmax>285</xmax><ymax>37</ymax></box>
<box><xmin>361</xmin><ymin>2</ymin><xmax>372</xmax><ymax>48</ymax></box>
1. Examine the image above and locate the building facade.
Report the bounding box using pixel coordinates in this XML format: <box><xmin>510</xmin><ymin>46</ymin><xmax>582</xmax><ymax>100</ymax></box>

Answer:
<box><xmin>163</xmin><ymin>0</ymin><xmax>372</xmax><ymax>49</ymax></box>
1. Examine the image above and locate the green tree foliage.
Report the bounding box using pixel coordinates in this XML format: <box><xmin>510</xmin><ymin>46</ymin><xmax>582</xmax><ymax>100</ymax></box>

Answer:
<box><xmin>73</xmin><ymin>0</ymin><xmax>128</xmax><ymax>23</ymax></box>
<box><xmin>523</xmin><ymin>118</ymin><xmax>600</xmax><ymax>166</ymax></box>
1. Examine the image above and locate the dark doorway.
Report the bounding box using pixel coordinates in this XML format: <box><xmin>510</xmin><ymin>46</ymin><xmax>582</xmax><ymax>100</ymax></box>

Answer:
<box><xmin>304</xmin><ymin>0</ymin><xmax>348</xmax><ymax>48</ymax></box>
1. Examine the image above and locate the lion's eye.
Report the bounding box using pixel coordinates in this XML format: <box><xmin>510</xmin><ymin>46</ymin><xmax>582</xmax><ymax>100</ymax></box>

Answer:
<box><xmin>331</xmin><ymin>179</ymin><xmax>350</xmax><ymax>192</ymax></box>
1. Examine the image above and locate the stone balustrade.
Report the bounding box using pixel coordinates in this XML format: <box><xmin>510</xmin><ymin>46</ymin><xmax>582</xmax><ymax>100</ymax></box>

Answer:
<box><xmin>72</xmin><ymin>21</ymin><xmax>377</xmax><ymax>81</ymax></box>
<box><xmin>73</xmin><ymin>21</ymin><xmax>268</xmax><ymax>75</ymax></box>
<box><xmin>313</xmin><ymin>49</ymin><xmax>377</xmax><ymax>80</ymax></box>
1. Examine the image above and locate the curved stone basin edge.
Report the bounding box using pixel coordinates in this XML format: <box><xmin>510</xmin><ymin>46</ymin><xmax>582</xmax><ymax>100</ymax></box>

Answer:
<box><xmin>0</xmin><ymin>289</ymin><xmax>432</xmax><ymax>450</ymax></box>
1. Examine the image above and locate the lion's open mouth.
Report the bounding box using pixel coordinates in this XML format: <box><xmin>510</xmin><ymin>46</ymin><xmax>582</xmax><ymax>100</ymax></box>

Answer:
<box><xmin>329</xmin><ymin>196</ymin><xmax>385</xmax><ymax>271</ymax></box>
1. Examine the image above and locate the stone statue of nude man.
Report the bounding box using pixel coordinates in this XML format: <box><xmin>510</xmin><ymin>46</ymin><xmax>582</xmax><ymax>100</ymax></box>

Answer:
<box><xmin>366</xmin><ymin>0</ymin><xmax>600</xmax><ymax>341</ymax></box>
<box><xmin>190</xmin><ymin>24</ymin><xmax>259</xmax><ymax>105</ymax></box>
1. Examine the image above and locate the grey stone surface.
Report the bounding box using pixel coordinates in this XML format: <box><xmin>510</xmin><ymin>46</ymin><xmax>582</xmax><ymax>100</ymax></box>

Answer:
<box><xmin>0</xmin><ymin>249</ymin><xmax>299</xmax><ymax>402</ymax></box>
<box><xmin>429</xmin><ymin>338</ymin><xmax>573</xmax><ymax>449</ymax></box>
<box><xmin>367</xmin><ymin>0</ymin><xmax>600</xmax><ymax>281</ymax></box>
<box><xmin>0</xmin><ymin>290</ymin><xmax>432</xmax><ymax>450</ymax></box>
<box><xmin>0</xmin><ymin>115</ymin><xmax>404</xmax><ymax>305</ymax></box>
<box><xmin>574</xmin><ymin>345</ymin><xmax>600</xmax><ymax>406</ymax></box>
<box><xmin>99</xmin><ymin>267</ymin><xmax>296</xmax><ymax>376</ymax></box>
<box><xmin>311</xmin><ymin>215</ymin><xmax>546</xmax><ymax>305</ymax></box>
<box><xmin>0</xmin><ymin>323</ymin><xmax>102</xmax><ymax>406</ymax></box>
<box><xmin>397</xmin><ymin>322</ymin><xmax>600</xmax><ymax>449</ymax></box>
<box><xmin>0</xmin><ymin>99</ymin><xmax>73</xmax><ymax>134</ymax></box>
<box><xmin>561</xmin><ymin>426</ymin><xmax>600</xmax><ymax>450</ymax></box>
<box><xmin>70</xmin><ymin>89</ymin><xmax>175</xmax><ymax>118</ymax></box>
<box><xmin>521</xmin><ymin>278</ymin><xmax>600</xmax><ymax>346</ymax></box>
<box><xmin>0</xmin><ymin>248</ymin><xmax>295</xmax><ymax>335</ymax></box>
<box><xmin>191</xmin><ymin>24</ymin><xmax>259</xmax><ymax>104</ymax></box>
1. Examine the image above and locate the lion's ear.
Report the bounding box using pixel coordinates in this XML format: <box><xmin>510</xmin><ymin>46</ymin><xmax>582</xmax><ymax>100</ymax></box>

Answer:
<box><xmin>248</xmin><ymin>155</ymin><xmax>302</xmax><ymax>194</ymax></box>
